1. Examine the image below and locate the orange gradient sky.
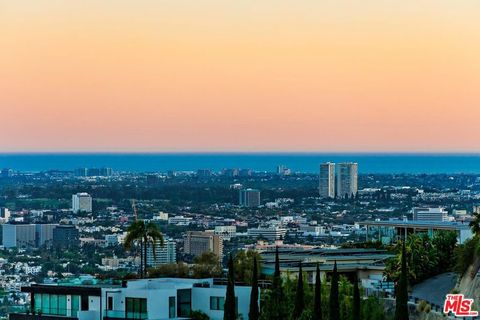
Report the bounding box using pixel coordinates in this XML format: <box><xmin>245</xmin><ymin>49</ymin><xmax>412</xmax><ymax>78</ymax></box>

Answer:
<box><xmin>1</xmin><ymin>1</ymin><xmax>479</xmax><ymax>152</ymax></box>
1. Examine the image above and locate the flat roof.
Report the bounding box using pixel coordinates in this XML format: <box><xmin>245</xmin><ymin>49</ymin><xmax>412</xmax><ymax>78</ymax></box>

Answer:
<box><xmin>358</xmin><ymin>220</ymin><xmax>471</xmax><ymax>230</ymax></box>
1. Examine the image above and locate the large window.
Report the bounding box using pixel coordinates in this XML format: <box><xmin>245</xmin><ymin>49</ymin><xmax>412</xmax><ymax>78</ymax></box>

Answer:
<box><xmin>125</xmin><ymin>298</ymin><xmax>147</xmax><ymax>319</ymax></box>
<box><xmin>210</xmin><ymin>297</ymin><xmax>238</xmax><ymax>313</ymax></box>
<box><xmin>168</xmin><ymin>297</ymin><xmax>175</xmax><ymax>318</ymax></box>
<box><xmin>177</xmin><ymin>289</ymin><xmax>191</xmax><ymax>318</ymax></box>
<box><xmin>107</xmin><ymin>297</ymin><xmax>113</xmax><ymax>311</ymax></box>
<box><xmin>210</xmin><ymin>297</ymin><xmax>224</xmax><ymax>311</ymax></box>
<box><xmin>33</xmin><ymin>294</ymin><xmax>68</xmax><ymax>316</ymax></box>
<box><xmin>71</xmin><ymin>295</ymin><xmax>80</xmax><ymax>316</ymax></box>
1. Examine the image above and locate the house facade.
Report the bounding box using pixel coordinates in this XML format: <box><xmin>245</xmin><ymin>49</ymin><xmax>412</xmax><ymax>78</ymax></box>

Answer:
<box><xmin>12</xmin><ymin>278</ymin><xmax>255</xmax><ymax>320</ymax></box>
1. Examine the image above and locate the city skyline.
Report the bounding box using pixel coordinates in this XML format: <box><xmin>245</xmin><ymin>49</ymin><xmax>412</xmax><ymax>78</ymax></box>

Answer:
<box><xmin>2</xmin><ymin>1</ymin><xmax>480</xmax><ymax>152</ymax></box>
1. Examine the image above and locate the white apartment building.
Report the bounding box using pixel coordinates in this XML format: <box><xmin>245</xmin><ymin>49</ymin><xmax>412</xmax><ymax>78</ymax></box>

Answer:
<box><xmin>146</xmin><ymin>238</ymin><xmax>177</xmax><ymax>267</ymax></box>
<box><xmin>72</xmin><ymin>193</ymin><xmax>92</xmax><ymax>213</ymax></box>
<box><xmin>336</xmin><ymin>162</ymin><xmax>358</xmax><ymax>198</ymax></box>
<box><xmin>214</xmin><ymin>226</ymin><xmax>237</xmax><ymax>240</ymax></box>
<box><xmin>319</xmin><ymin>162</ymin><xmax>335</xmax><ymax>198</ymax></box>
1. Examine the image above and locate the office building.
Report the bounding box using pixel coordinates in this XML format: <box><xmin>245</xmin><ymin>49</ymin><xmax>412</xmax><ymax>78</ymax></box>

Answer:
<box><xmin>412</xmin><ymin>207</ymin><xmax>448</xmax><ymax>222</ymax></box>
<box><xmin>168</xmin><ymin>215</ymin><xmax>192</xmax><ymax>225</ymax></box>
<box><xmin>13</xmin><ymin>277</ymin><xmax>255</xmax><ymax>320</ymax></box>
<box><xmin>146</xmin><ymin>238</ymin><xmax>177</xmax><ymax>267</ymax></box>
<box><xmin>72</xmin><ymin>193</ymin><xmax>93</xmax><ymax>213</ymax></box>
<box><xmin>319</xmin><ymin>162</ymin><xmax>335</xmax><ymax>198</ymax></box>
<box><xmin>336</xmin><ymin>162</ymin><xmax>358</xmax><ymax>198</ymax></box>
<box><xmin>2</xmin><ymin>224</ymin><xmax>61</xmax><ymax>248</ymax></box>
<box><xmin>2</xmin><ymin>224</ymin><xmax>36</xmax><ymax>248</ymax></box>
<box><xmin>35</xmin><ymin>224</ymin><xmax>58</xmax><ymax>247</ymax></box>
<box><xmin>247</xmin><ymin>226</ymin><xmax>288</xmax><ymax>241</ymax></box>
<box><xmin>260</xmin><ymin>247</ymin><xmax>393</xmax><ymax>287</ymax></box>
<box><xmin>214</xmin><ymin>226</ymin><xmax>237</xmax><ymax>240</ymax></box>
<box><xmin>184</xmin><ymin>231</ymin><xmax>223</xmax><ymax>259</ymax></box>
<box><xmin>239</xmin><ymin>189</ymin><xmax>261</xmax><ymax>207</ymax></box>
<box><xmin>52</xmin><ymin>225</ymin><xmax>80</xmax><ymax>247</ymax></box>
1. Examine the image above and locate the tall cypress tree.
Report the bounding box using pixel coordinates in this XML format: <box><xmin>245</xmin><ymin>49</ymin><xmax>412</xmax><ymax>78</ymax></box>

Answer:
<box><xmin>313</xmin><ymin>263</ymin><xmax>322</xmax><ymax>320</ymax></box>
<box><xmin>353</xmin><ymin>275</ymin><xmax>361</xmax><ymax>320</ymax></box>
<box><xmin>293</xmin><ymin>262</ymin><xmax>305</xmax><ymax>319</ymax></box>
<box><xmin>248</xmin><ymin>256</ymin><xmax>259</xmax><ymax>320</ymax></box>
<box><xmin>224</xmin><ymin>255</ymin><xmax>236</xmax><ymax>320</ymax></box>
<box><xmin>394</xmin><ymin>242</ymin><xmax>409</xmax><ymax>320</ymax></box>
<box><xmin>329</xmin><ymin>261</ymin><xmax>340</xmax><ymax>320</ymax></box>
<box><xmin>268</xmin><ymin>246</ymin><xmax>286</xmax><ymax>320</ymax></box>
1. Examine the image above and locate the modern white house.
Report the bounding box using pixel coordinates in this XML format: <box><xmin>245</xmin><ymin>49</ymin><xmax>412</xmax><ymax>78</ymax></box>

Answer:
<box><xmin>14</xmin><ymin>278</ymin><xmax>256</xmax><ymax>320</ymax></box>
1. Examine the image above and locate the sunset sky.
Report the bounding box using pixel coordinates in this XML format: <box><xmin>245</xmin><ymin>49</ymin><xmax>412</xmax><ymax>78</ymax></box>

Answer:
<box><xmin>1</xmin><ymin>1</ymin><xmax>479</xmax><ymax>152</ymax></box>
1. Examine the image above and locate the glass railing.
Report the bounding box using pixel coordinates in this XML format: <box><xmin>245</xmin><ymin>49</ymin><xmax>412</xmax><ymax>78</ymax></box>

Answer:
<box><xmin>104</xmin><ymin>310</ymin><xmax>148</xmax><ymax>320</ymax></box>
<box><xmin>10</xmin><ymin>308</ymin><xmax>78</xmax><ymax>319</ymax></box>
<box><xmin>20</xmin><ymin>308</ymin><xmax>73</xmax><ymax>316</ymax></box>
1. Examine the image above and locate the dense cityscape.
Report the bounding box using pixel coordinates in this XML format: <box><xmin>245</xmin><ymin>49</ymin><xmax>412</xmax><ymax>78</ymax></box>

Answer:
<box><xmin>3</xmin><ymin>1</ymin><xmax>480</xmax><ymax>318</ymax></box>
<box><xmin>0</xmin><ymin>162</ymin><xmax>479</xmax><ymax>319</ymax></box>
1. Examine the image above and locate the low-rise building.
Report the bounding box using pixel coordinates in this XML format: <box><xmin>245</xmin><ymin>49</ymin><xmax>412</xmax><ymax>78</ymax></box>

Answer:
<box><xmin>214</xmin><ymin>226</ymin><xmax>237</xmax><ymax>240</ymax></box>
<box><xmin>411</xmin><ymin>207</ymin><xmax>448</xmax><ymax>222</ymax></box>
<box><xmin>247</xmin><ymin>226</ymin><xmax>287</xmax><ymax>241</ymax></box>
<box><xmin>168</xmin><ymin>216</ymin><xmax>193</xmax><ymax>226</ymax></box>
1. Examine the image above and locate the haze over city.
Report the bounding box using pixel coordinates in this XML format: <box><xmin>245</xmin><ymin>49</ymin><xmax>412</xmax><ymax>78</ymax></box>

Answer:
<box><xmin>2</xmin><ymin>1</ymin><xmax>480</xmax><ymax>152</ymax></box>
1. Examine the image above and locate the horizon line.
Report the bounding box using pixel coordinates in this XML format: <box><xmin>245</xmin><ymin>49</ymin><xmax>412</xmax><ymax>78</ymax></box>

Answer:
<box><xmin>1</xmin><ymin>151</ymin><xmax>480</xmax><ymax>155</ymax></box>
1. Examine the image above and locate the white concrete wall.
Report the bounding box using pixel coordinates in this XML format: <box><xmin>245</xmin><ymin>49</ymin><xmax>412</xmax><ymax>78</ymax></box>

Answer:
<box><xmin>192</xmin><ymin>286</ymin><xmax>253</xmax><ymax>320</ymax></box>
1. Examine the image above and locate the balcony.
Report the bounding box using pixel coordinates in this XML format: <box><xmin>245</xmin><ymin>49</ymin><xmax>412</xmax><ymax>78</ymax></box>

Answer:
<box><xmin>103</xmin><ymin>310</ymin><xmax>148</xmax><ymax>320</ymax></box>
<box><xmin>9</xmin><ymin>313</ymin><xmax>77</xmax><ymax>320</ymax></box>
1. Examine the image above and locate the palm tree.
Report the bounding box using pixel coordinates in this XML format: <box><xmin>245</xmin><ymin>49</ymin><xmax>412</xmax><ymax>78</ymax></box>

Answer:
<box><xmin>124</xmin><ymin>220</ymin><xmax>164</xmax><ymax>277</ymax></box>
<box><xmin>469</xmin><ymin>211</ymin><xmax>480</xmax><ymax>236</ymax></box>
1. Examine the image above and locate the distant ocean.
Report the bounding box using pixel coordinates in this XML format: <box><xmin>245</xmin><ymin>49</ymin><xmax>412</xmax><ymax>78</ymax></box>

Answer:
<box><xmin>0</xmin><ymin>153</ymin><xmax>480</xmax><ymax>174</ymax></box>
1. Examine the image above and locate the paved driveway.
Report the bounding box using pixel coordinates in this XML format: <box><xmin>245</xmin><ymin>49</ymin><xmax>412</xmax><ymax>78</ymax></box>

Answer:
<box><xmin>412</xmin><ymin>272</ymin><xmax>457</xmax><ymax>307</ymax></box>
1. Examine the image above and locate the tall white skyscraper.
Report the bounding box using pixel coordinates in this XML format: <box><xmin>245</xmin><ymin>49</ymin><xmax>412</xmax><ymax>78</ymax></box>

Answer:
<box><xmin>319</xmin><ymin>162</ymin><xmax>335</xmax><ymax>198</ymax></box>
<box><xmin>336</xmin><ymin>162</ymin><xmax>358</xmax><ymax>198</ymax></box>
<box><xmin>72</xmin><ymin>192</ymin><xmax>93</xmax><ymax>213</ymax></box>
